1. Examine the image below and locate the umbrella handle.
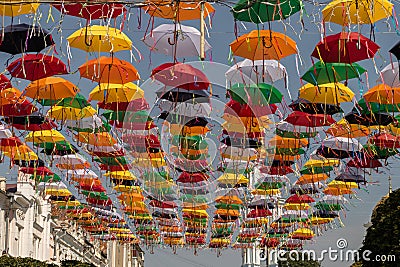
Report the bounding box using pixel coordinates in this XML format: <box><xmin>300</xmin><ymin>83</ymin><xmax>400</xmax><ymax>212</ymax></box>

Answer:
<box><xmin>84</xmin><ymin>24</ymin><xmax>93</xmax><ymax>47</ymax></box>
<box><xmin>168</xmin><ymin>36</ymin><xmax>176</xmax><ymax>46</ymax></box>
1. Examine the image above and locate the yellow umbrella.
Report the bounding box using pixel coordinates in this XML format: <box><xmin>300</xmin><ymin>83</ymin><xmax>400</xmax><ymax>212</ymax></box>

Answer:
<box><xmin>217</xmin><ymin>173</ymin><xmax>249</xmax><ymax>185</ymax></box>
<box><xmin>310</xmin><ymin>217</ymin><xmax>334</xmax><ymax>225</ymax></box>
<box><xmin>0</xmin><ymin>2</ymin><xmax>39</xmax><ymax>16</ymax></box>
<box><xmin>45</xmin><ymin>188</ymin><xmax>71</xmax><ymax>197</ymax></box>
<box><xmin>47</xmin><ymin>106</ymin><xmax>97</xmax><ymax>121</ymax></box>
<box><xmin>88</xmin><ymin>82</ymin><xmax>144</xmax><ymax>103</ymax></box>
<box><xmin>322</xmin><ymin>0</ymin><xmax>393</xmax><ymax>25</ymax></box>
<box><xmin>327</xmin><ymin>180</ymin><xmax>358</xmax><ymax>189</ymax></box>
<box><xmin>67</xmin><ymin>25</ymin><xmax>132</xmax><ymax>53</ymax></box>
<box><xmin>299</xmin><ymin>83</ymin><xmax>354</xmax><ymax>105</ymax></box>
<box><xmin>24</xmin><ymin>77</ymin><xmax>79</xmax><ymax>100</ymax></box>
<box><xmin>76</xmin><ymin>132</ymin><xmax>116</xmax><ymax>146</ymax></box>
<box><xmin>105</xmin><ymin>171</ymin><xmax>137</xmax><ymax>180</ymax></box>
<box><xmin>283</xmin><ymin>203</ymin><xmax>311</xmax><ymax>210</ymax></box>
<box><xmin>290</xmin><ymin>228</ymin><xmax>315</xmax><ymax>238</ymax></box>
<box><xmin>25</xmin><ymin>129</ymin><xmax>65</xmax><ymax>143</ymax></box>
<box><xmin>296</xmin><ymin>173</ymin><xmax>329</xmax><ymax>184</ymax></box>
<box><xmin>3</xmin><ymin>145</ymin><xmax>38</xmax><ymax>161</ymax></box>
<box><xmin>251</xmin><ymin>189</ymin><xmax>281</xmax><ymax>196</ymax></box>
<box><xmin>363</xmin><ymin>84</ymin><xmax>400</xmax><ymax>105</ymax></box>
<box><xmin>304</xmin><ymin>159</ymin><xmax>339</xmax><ymax>168</ymax></box>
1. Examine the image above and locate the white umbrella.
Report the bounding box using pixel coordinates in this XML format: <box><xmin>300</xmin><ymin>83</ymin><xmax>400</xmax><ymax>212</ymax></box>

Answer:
<box><xmin>321</xmin><ymin>195</ymin><xmax>349</xmax><ymax>204</ymax></box>
<box><xmin>380</xmin><ymin>62</ymin><xmax>400</xmax><ymax>87</ymax></box>
<box><xmin>221</xmin><ymin>159</ymin><xmax>255</xmax><ymax>170</ymax></box>
<box><xmin>142</xmin><ymin>24</ymin><xmax>211</xmax><ymax>58</ymax></box>
<box><xmin>158</xmin><ymin>100</ymin><xmax>211</xmax><ymax>117</ymax></box>
<box><xmin>65</xmin><ymin>114</ymin><xmax>105</xmax><ymax>129</ymax></box>
<box><xmin>0</xmin><ymin>125</ymin><xmax>12</xmax><ymax>139</ymax></box>
<box><xmin>38</xmin><ymin>182</ymin><xmax>67</xmax><ymax>191</ymax></box>
<box><xmin>67</xmin><ymin>169</ymin><xmax>98</xmax><ymax>179</ymax></box>
<box><xmin>276</xmin><ymin>121</ymin><xmax>322</xmax><ymax>133</ymax></box>
<box><xmin>225</xmin><ymin>59</ymin><xmax>287</xmax><ymax>84</ymax></box>
<box><xmin>220</xmin><ymin>144</ymin><xmax>258</xmax><ymax>158</ymax></box>
<box><xmin>322</xmin><ymin>136</ymin><xmax>363</xmax><ymax>151</ymax></box>
<box><xmin>281</xmin><ymin>210</ymin><xmax>308</xmax><ymax>219</ymax></box>
<box><xmin>53</xmin><ymin>154</ymin><xmax>88</xmax><ymax>166</ymax></box>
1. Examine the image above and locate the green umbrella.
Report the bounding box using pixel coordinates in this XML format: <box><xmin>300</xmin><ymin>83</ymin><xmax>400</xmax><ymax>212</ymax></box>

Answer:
<box><xmin>300</xmin><ymin>166</ymin><xmax>333</xmax><ymax>175</ymax></box>
<box><xmin>142</xmin><ymin>171</ymin><xmax>170</xmax><ymax>182</ymax></box>
<box><xmin>214</xmin><ymin>203</ymin><xmax>242</xmax><ymax>210</ymax></box>
<box><xmin>315</xmin><ymin>202</ymin><xmax>342</xmax><ymax>211</ymax></box>
<box><xmin>33</xmin><ymin>174</ymin><xmax>61</xmax><ymax>182</ymax></box>
<box><xmin>94</xmin><ymin>156</ymin><xmax>129</xmax><ymax>166</ymax></box>
<box><xmin>68</xmin><ymin>121</ymin><xmax>111</xmax><ymax>133</ymax></box>
<box><xmin>363</xmin><ymin>144</ymin><xmax>398</xmax><ymax>159</ymax></box>
<box><xmin>228</xmin><ymin>83</ymin><xmax>283</xmax><ymax>105</ymax></box>
<box><xmin>232</xmin><ymin>0</ymin><xmax>302</xmax><ymax>23</ymax></box>
<box><xmin>171</xmin><ymin>135</ymin><xmax>208</xmax><ymax>150</ymax></box>
<box><xmin>102</xmin><ymin>110</ymin><xmax>151</xmax><ymax>123</ymax></box>
<box><xmin>356</xmin><ymin>98</ymin><xmax>400</xmax><ymax>114</ymax></box>
<box><xmin>276</xmin><ymin>129</ymin><xmax>317</xmax><ymax>139</ymax></box>
<box><xmin>81</xmin><ymin>190</ymin><xmax>109</xmax><ymax>200</ymax></box>
<box><xmin>40</xmin><ymin>93</ymin><xmax>89</xmax><ymax>108</ymax></box>
<box><xmin>35</xmin><ymin>140</ymin><xmax>74</xmax><ymax>151</ymax></box>
<box><xmin>268</xmin><ymin>147</ymin><xmax>306</xmax><ymax>156</ymax></box>
<box><xmin>301</xmin><ymin>61</ymin><xmax>366</xmax><ymax>85</ymax></box>
<box><xmin>254</xmin><ymin>181</ymin><xmax>284</xmax><ymax>190</ymax></box>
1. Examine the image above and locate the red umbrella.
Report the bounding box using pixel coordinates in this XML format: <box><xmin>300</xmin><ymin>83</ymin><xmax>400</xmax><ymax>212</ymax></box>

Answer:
<box><xmin>177</xmin><ymin>172</ymin><xmax>209</xmax><ymax>183</ymax></box>
<box><xmin>79</xmin><ymin>184</ymin><xmax>106</xmax><ymax>192</ymax></box>
<box><xmin>12</xmin><ymin>121</ymin><xmax>56</xmax><ymax>131</ymax></box>
<box><xmin>97</xmin><ymin>98</ymin><xmax>149</xmax><ymax>112</ymax></box>
<box><xmin>247</xmin><ymin>208</ymin><xmax>272</xmax><ymax>218</ymax></box>
<box><xmin>87</xmin><ymin>197</ymin><xmax>112</xmax><ymax>206</ymax></box>
<box><xmin>52</xmin><ymin>3</ymin><xmax>125</xmax><ymax>20</ymax></box>
<box><xmin>0</xmin><ymin>137</ymin><xmax>23</xmax><ymax>147</ymax></box>
<box><xmin>311</xmin><ymin>32</ymin><xmax>380</xmax><ymax>63</ymax></box>
<box><xmin>152</xmin><ymin>62</ymin><xmax>210</xmax><ymax>90</ymax></box>
<box><xmin>266</xmin><ymin>165</ymin><xmax>294</xmax><ymax>175</ymax></box>
<box><xmin>370</xmin><ymin>133</ymin><xmax>400</xmax><ymax>148</ymax></box>
<box><xmin>0</xmin><ymin>74</ymin><xmax>11</xmax><ymax>90</ymax></box>
<box><xmin>286</xmin><ymin>194</ymin><xmax>315</xmax><ymax>203</ymax></box>
<box><xmin>0</xmin><ymin>100</ymin><xmax>37</xmax><ymax>116</ymax></box>
<box><xmin>285</xmin><ymin>111</ymin><xmax>335</xmax><ymax>127</ymax></box>
<box><xmin>347</xmin><ymin>157</ymin><xmax>382</xmax><ymax>168</ymax></box>
<box><xmin>224</xmin><ymin>99</ymin><xmax>277</xmax><ymax>117</ymax></box>
<box><xmin>7</xmin><ymin>54</ymin><xmax>68</xmax><ymax>81</ymax></box>
<box><xmin>19</xmin><ymin>166</ymin><xmax>53</xmax><ymax>175</ymax></box>
<box><xmin>149</xmin><ymin>200</ymin><xmax>177</xmax><ymax>209</ymax></box>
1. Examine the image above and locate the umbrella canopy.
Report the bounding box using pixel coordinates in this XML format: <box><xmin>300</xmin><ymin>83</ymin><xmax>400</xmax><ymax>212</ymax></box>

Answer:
<box><xmin>285</xmin><ymin>111</ymin><xmax>336</xmax><ymax>127</ymax></box>
<box><xmin>89</xmin><ymin>83</ymin><xmax>144</xmax><ymax>103</ymax></box>
<box><xmin>311</xmin><ymin>32</ymin><xmax>380</xmax><ymax>63</ymax></box>
<box><xmin>0</xmin><ymin>74</ymin><xmax>11</xmax><ymax>90</ymax></box>
<box><xmin>230</xmin><ymin>30</ymin><xmax>297</xmax><ymax>60</ymax></box>
<box><xmin>0</xmin><ymin>24</ymin><xmax>54</xmax><ymax>55</ymax></box>
<box><xmin>225</xmin><ymin>59</ymin><xmax>287</xmax><ymax>85</ymax></box>
<box><xmin>389</xmin><ymin>41</ymin><xmax>400</xmax><ymax>61</ymax></box>
<box><xmin>301</xmin><ymin>61</ymin><xmax>365</xmax><ymax>85</ymax></box>
<box><xmin>52</xmin><ymin>3</ymin><xmax>125</xmax><ymax>20</ymax></box>
<box><xmin>41</xmin><ymin>93</ymin><xmax>90</xmax><ymax>108</ymax></box>
<box><xmin>364</xmin><ymin>84</ymin><xmax>400</xmax><ymax>104</ymax></box>
<box><xmin>380</xmin><ymin>62</ymin><xmax>400</xmax><ymax>88</ymax></box>
<box><xmin>25</xmin><ymin>129</ymin><xmax>66</xmax><ymax>143</ymax></box>
<box><xmin>47</xmin><ymin>106</ymin><xmax>97</xmax><ymax>121</ymax></box>
<box><xmin>152</xmin><ymin>62</ymin><xmax>210</xmax><ymax>90</ymax></box>
<box><xmin>326</xmin><ymin>118</ymin><xmax>370</xmax><ymax>137</ymax></box>
<box><xmin>143</xmin><ymin>24</ymin><xmax>211</xmax><ymax>58</ymax></box>
<box><xmin>143</xmin><ymin>1</ymin><xmax>215</xmax><ymax>21</ymax></box>
<box><xmin>286</xmin><ymin>194</ymin><xmax>315</xmax><ymax>203</ymax></box>
<box><xmin>322</xmin><ymin>136</ymin><xmax>363</xmax><ymax>151</ymax></box>
<box><xmin>0</xmin><ymin>2</ymin><xmax>39</xmax><ymax>16</ymax></box>
<box><xmin>322</xmin><ymin>0</ymin><xmax>393</xmax><ymax>25</ymax></box>
<box><xmin>299</xmin><ymin>83</ymin><xmax>355</xmax><ymax>105</ymax></box>
<box><xmin>289</xmin><ymin>98</ymin><xmax>343</xmax><ymax>115</ymax></box>
<box><xmin>67</xmin><ymin>25</ymin><xmax>132</xmax><ymax>53</ymax></box>
<box><xmin>24</xmin><ymin>77</ymin><xmax>79</xmax><ymax>100</ymax></box>
<box><xmin>232</xmin><ymin>0</ymin><xmax>302</xmax><ymax>23</ymax></box>
<box><xmin>79</xmin><ymin>56</ymin><xmax>140</xmax><ymax>84</ymax></box>
<box><xmin>227</xmin><ymin>83</ymin><xmax>283</xmax><ymax>105</ymax></box>
<box><xmin>7</xmin><ymin>54</ymin><xmax>68</xmax><ymax>81</ymax></box>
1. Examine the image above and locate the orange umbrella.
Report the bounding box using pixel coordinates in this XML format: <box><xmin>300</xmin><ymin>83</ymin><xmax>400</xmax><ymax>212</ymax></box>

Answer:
<box><xmin>326</xmin><ymin>118</ymin><xmax>370</xmax><ymax>138</ymax></box>
<box><xmin>143</xmin><ymin>1</ymin><xmax>215</xmax><ymax>21</ymax></box>
<box><xmin>269</xmin><ymin>135</ymin><xmax>309</xmax><ymax>149</ymax></box>
<box><xmin>0</xmin><ymin>87</ymin><xmax>24</xmax><ymax>105</ymax></box>
<box><xmin>230</xmin><ymin>30</ymin><xmax>298</xmax><ymax>60</ymax></box>
<box><xmin>363</xmin><ymin>84</ymin><xmax>400</xmax><ymax>105</ymax></box>
<box><xmin>78</xmin><ymin>56</ymin><xmax>140</xmax><ymax>84</ymax></box>
<box><xmin>296</xmin><ymin>173</ymin><xmax>329</xmax><ymax>185</ymax></box>
<box><xmin>76</xmin><ymin>132</ymin><xmax>117</xmax><ymax>147</ymax></box>
<box><xmin>24</xmin><ymin>77</ymin><xmax>79</xmax><ymax>100</ymax></box>
<box><xmin>323</xmin><ymin>187</ymin><xmax>354</xmax><ymax>195</ymax></box>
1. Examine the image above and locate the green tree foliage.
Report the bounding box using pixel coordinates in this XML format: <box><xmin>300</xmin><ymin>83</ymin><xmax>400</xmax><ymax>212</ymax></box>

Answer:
<box><xmin>359</xmin><ymin>189</ymin><xmax>400</xmax><ymax>267</ymax></box>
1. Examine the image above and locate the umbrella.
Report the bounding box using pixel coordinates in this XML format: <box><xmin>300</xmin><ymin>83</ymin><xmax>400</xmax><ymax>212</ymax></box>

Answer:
<box><xmin>156</xmin><ymin>87</ymin><xmax>210</xmax><ymax>102</ymax></box>
<box><xmin>296</xmin><ymin>173</ymin><xmax>329</xmax><ymax>184</ymax></box>
<box><xmin>52</xmin><ymin>3</ymin><xmax>125</xmax><ymax>20</ymax></box>
<box><xmin>389</xmin><ymin>41</ymin><xmax>400</xmax><ymax>61</ymax></box>
<box><xmin>79</xmin><ymin>56</ymin><xmax>140</xmax><ymax>84</ymax></box>
<box><xmin>285</xmin><ymin>111</ymin><xmax>336</xmax><ymax>127</ymax></box>
<box><xmin>311</xmin><ymin>32</ymin><xmax>380</xmax><ymax>63</ymax></box>
<box><xmin>89</xmin><ymin>83</ymin><xmax>144</xmax><ymax>103</ymax></box>
<box><xmin>363</xmin><ymin>84</ymin><xmax>400</xmax><ymax>104</ymax></box>
<box><xmin>142</xmin><ymin>24</ymin><xmax>211</xmax><ymax>58</ymax></box>
<box><xmin>380</xmin><ymin>62</ymin><xmax>400</xmax><ymax>88</ymax></box>
<box><xmin>0</xmin><ymin>24</ymin><xmax>54</xmax><ymax>55</ymax></box>
<box><xmin>345</xmin><ymin>111</ymin><xmax>396</xmax><ymax>126</ymax></box>
<box><xmin>143</xmin><ymin>1</ymin><xmax>215</xmax><ymax>21</ymax></box>
<box><xmin>25</xmin><ymin>129</ymin><xmax>65</xmax><ymax>143</ymax></box>
<box><xmin>47</xmin><ymin>106</ymin><xmax>97</xmax><ymax>121</ymax></box>
<box><xmin>24</xmin><ymin>77</ymin><xmax>79</xmax><ymax>100</ymax></box>
<box><xmin>225</xmin><ymin>59</ymin><xmax>287</xmax><ymax>84</ymax></box>
<box><xmin>322</xmin><ymin>0</ymin><xmax>393</xmax><ymax>25</ymax></box>
<box><xmin>230</xmin><ymin>30</ymin><xmax>298</xmax><ymax>60</ymax></box>
<box><xmin>301</xmin><ymin>61</ymin><xmax>365</xmax><ymax>85</ymax></box>
<box><xmin>0</xmin><ymin>2</ymin><xmax>39</xmax><ymax>16</ymax></box>
<box><xmin>67</xmin><ymin>25</ymin><xmax>132</xmax><ymax>53</ymax></box>
<box><xmin>0</xmin><ymin>74</ymin><xmax>11</xmax><ymax>90</ymax></box>
<box><xmin>41</xmin><ymin>93</ymin><xmax>90</xmax><ymax>108</ymax></box>
<box><xmin>326</xmin><ymin>118</ymin><xmax>370</xmax><ymax>137</ymax></box>
<box><xmin>286</xmin><ymin>194</ymin><xmax>315</xmax><ymax>203</ymax></box>
<box><xmin>356</xmin><ymin>98</ymin><xmax>400</xmax><ymax>113</ymax></box>
<box><xmin>322</xmin><ymin>136</ymin><xmax>363</xmax><ymax>151</ymax></box>
<box><xmin>152</xmin><ymin>62</ymin><xmax>210</xmax><ymax>90</ymax></box>
<box><xmin>289</xmin><ymin>98</ymin><xmax>343</xmax><ymax>115</ymax></box>
<box><xmin>7</xmin><ymin>54</ymin><xmax>68</xmax><ymax>81</ymax></box>
<box><xmin>299</xmin><ymin>83</ymin><xmax>355</xmax><ymax>104</ymax></box>
<box><xmin>227</xmin><ymin>83</ymin><xmax>283</xmax><ymax>105</ymax></box>
<box><xmin>232</xmin><ymin>0</ymin><xmax>302</xmax><ymax>23</ymax></box>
